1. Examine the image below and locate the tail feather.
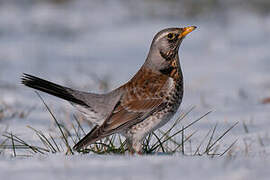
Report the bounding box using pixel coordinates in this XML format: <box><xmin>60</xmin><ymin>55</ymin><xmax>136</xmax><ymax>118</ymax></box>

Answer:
<box><xmin>73</xmin><ymin>122</ymin><xmax>117</xmax><ymax>151</ymax></box>
<box><xmin>21</xmin><ymin>73</ymin><xmax>88</xmax><ymax>106</ymax></box>
<box><xmin>73</xmin><ymin>125</ymin><xmax>101</xmax><ymax>151</ymax></box>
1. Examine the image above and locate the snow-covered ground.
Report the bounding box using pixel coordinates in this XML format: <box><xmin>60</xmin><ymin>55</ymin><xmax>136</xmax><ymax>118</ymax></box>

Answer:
<box><xmin>0</xmin><ymin>0</ymin><xmax>270</xmax><ymax>179</ymax></box>
<box><xmin>1</xmin><ymin>155</ymin><xmax>270</xmax><ymax>180</ymax></box>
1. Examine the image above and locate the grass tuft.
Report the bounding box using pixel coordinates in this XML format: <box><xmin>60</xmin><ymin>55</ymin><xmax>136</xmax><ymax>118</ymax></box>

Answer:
<box><xmin>0</xmin><ymin>94</ymin><xmax>238</xmax><ymax>157</ymax></box>
<box><xmin>35</xmin><ymin>92</ymin><xmax>74</xmax><ymax>155</ymax></box>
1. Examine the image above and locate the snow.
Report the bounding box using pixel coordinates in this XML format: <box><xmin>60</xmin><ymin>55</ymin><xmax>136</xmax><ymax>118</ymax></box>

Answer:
<box><xmin>1</xmin><ymin>155</ymin><xmax>270</xmax><ymax>180</ymax></box>
<box><xmin>0</xmin><ymin>0</ymin><xmax>270</xmax><ymax>179</ymax></box>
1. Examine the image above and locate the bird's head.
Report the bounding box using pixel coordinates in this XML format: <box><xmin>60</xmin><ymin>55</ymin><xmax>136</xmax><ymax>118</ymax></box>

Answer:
<box><xmin>145</xmin><ymin>26</ymin><xmax>196</xmax><ymax>72</ymax></box>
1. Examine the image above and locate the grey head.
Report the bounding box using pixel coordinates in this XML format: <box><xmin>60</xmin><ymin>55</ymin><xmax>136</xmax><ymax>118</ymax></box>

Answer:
<box><xmin>144</xmin><ymin>26</ymin><xmax>197</xmax><ymax>72</ymax></box>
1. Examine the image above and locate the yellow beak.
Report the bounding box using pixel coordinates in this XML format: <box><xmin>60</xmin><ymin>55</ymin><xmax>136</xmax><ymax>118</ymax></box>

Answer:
<box><xmin>181</xmin><ymin>26</ymin><xmax>197</xmax><ymax>37</ymax></box>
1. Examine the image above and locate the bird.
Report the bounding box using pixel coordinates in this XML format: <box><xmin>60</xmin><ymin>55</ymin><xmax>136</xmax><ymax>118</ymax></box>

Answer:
<box><xmin>21</xmin><ymin>26</ymin><xmax>197</xmax><ymax>154</ymax></box>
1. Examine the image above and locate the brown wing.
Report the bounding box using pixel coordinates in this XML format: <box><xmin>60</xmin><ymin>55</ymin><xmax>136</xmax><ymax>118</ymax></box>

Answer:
<box><xmin>73</xmin><ymin>96</ymin><xmax>165</xmax><ymax>151</ymax></box>
<box><xmin>103</xmin><ymin>97</ymin><xmax>164</xmax><ymax>131</ymax></box>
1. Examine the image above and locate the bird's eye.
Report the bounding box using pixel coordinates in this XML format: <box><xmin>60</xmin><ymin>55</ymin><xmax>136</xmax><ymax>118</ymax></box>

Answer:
<box><xmin>167</xmin><ymin>33</ymin><xmax>176</xmax><ymax>40</ymax></box>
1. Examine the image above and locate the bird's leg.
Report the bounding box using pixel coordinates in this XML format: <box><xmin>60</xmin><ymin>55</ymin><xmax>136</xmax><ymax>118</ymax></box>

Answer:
<box><xmin>126</xmin><ymin>138</ymin><xmax>135</xmax><ymax>154</ymax></box>
<box><xmin>126</xmin><ymin>138</ymin><xmax>143</xmax><ymax>155</ymax></box>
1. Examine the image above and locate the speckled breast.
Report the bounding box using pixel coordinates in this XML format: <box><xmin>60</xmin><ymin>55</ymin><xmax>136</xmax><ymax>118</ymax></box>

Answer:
<box><xmin>154</xmin><ymin>78</ymin><xmax>183</xmax><ymax>129</ymax></box>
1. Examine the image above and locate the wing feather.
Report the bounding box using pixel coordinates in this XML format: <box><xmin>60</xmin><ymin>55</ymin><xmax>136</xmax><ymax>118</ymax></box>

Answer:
<box><xmin>73</xmin><ymin>68</ymin><xmax>172</xmax><ymax>151</ymax></box>
<box><xmin>73</xmin><ymin>97</ymin><xmax>165</xmax><ymax>151</ymax></box>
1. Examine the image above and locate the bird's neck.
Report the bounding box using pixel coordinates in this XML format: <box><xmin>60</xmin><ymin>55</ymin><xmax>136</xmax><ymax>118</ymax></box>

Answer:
<box><xmin>159</xmin><ymin>55</ymin><xmax>183</xmax><ymax>81</ymax></box>
<box><xmin>143</xmin><ymin>49</ymin><xmax>182</xmax><ymax>81</ymax></box>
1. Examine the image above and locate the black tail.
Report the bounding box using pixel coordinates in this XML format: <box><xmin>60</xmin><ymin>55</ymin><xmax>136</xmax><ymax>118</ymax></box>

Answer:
<box><xmin>21</xmin><ymin>73</ymin><xmax>88</xmax><ymax>106</ymax></box>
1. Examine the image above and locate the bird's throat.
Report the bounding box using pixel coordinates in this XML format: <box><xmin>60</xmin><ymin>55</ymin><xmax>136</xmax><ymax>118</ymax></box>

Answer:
<box><xmin>159</xmin><ymin>58</ymin><xmax>181</xmax><ymax>80</ymax></box>
<box><xmin>159</xmin><ymin>50</ymin><xmax>176</xmax><ymax>61</ymax></box>
<box><xmin>159</xmin><ymin>66</ymin><xmax>175</xmax><ymax>75</ymax></box>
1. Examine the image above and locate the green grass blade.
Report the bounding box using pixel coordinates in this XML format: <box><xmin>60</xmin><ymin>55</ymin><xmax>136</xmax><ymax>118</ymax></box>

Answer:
<box><xmin>205</xmin><ymin>122</ymin><xmax>238</xmax><ymax>154</ymax></box>
<box><xmin>35</xmin><ymin>91</ymin><xmax>73</xmax><ymax>154</ymax></box>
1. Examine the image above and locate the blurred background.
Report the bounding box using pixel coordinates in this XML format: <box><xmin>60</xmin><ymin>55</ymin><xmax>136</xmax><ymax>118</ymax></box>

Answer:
<box><xmin>0</xmin><ymin>0</ymin><xmax>270</xmax><ymax>155</ymax></box>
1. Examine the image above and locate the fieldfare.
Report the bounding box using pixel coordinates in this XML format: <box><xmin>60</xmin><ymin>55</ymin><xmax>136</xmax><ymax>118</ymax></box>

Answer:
<box><xmin>21</xmin><ymin>26</ymin><xmax>196</xmax><ymax>153</ymax></box>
